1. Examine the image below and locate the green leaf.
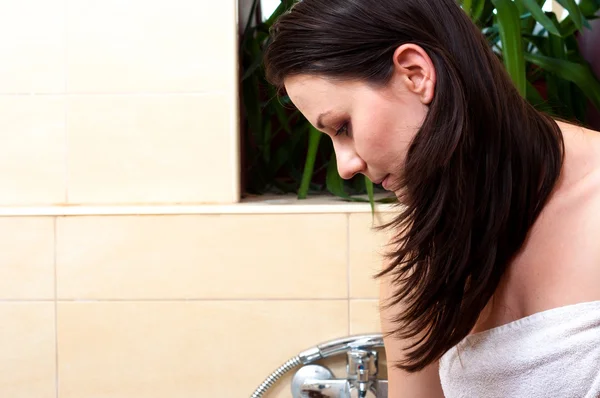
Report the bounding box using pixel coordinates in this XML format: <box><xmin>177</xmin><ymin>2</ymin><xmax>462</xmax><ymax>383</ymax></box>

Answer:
<box><xmin>350</xmin><ymin>175</ymin><xmax>364</xmax><ymax>192</ymax></box>
<box><xmin>481</xmin><ymin>1</ymin><xmax>498</xmax><ymax>25</ymax></box>
<box><xmin>526</xmin><ymin>81</ymin><xmax>553</xmax><ymax>114</ymax></box>
<box><xmin>515</xmin><ymin>0</ymin><xmax>561</xmax><ymax>36</ymax></box>
<box><xmin>462</xmin><ymin>0</ymin><xmax>474</xmax><ymax>16</ymax></box>
<box><xmin>579</xmin><ymin>0</ymin><xmax>600</xmax><ymax>17</ymax></box>
<box><xmin>272</xmin><ymin>143</ymin><xmax>291</xmax><ymax>175</ymax></box>
<box><xmin>524</xmin><ymin>52</ymin><xmax>600</xmax><ymax>110</ymax></box>
<box><xmin>514</xmin><ymin>0</ymin><xmax>527</xmax><ymax>17</ymax></box>
<box><xmin>265</xmin><ymin>0</ymin><xmax>295</xmax><ymax>26</ymax></box>
<box><xmin>522</xmin><ymin>33</ymin><xmax>548</xmax><ymax>54</ymax></box>
<box><xmin>241</xmin><ymin>48</ymin><xmax>263</xmax><ymax>81</ymax></box>
<box><xmin>298</xmin><ymin>126</ymin><xmax>322</xmax><ymax>199</ymax></box>
<box><xmin>242</xmin><ymin>74</ymin><xmax>262</xmax><ymax>151</ymax></box>
<box><xmin>559</xmin><ymin>16</ymin><xmax>579</xmax><ymax>37</ymax></box>
<box><xmin>547</xmin><ymin>12</ymin><xmax>573</xmax><ymax>118</ymax></box>
<box><xmin>267</xmin><ymin>86</ymin><xmax>293</xmax><ymax>135</ymax></box>
<box><xmin>555</xmin><ymin>0</ymin><xmax>589</xmax><ymax>30</ymax></box>
<box><xmin>241</xmin><ymin>0</ymin><xmax>260</xmax><ymax>49</ymax></box>
<box><xmin>472</xmin><ymin>0</ymin><xmax>487</xmax><ymax>22</ymax></box>
<box><xmin>262</xmin><ymin>118</ymin><xmax>272</xmax><ymax>163</ymax></box>
<box><xmin>564</xmin><ymin>35</ymin><xmax>585</xmax><ymax>63</ymax></box>
<box><xmin>569</xmin><ymin>83</ymin><xmax>588</xmax><ymax>123</ymax></box>
<box><xmin>493</xmin><ymin>0</ymin><xmax>527</xmax><ymax>96</ymax></box>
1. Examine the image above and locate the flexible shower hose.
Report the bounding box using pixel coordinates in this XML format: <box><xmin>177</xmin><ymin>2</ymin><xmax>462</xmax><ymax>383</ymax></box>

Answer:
<box><xmin>249</xmin><ymin>334</ymin><xmax>383</xmax><ymax>397</ymax></box>
<box><xmin>250</xmin><ymin>355</ymin><xmax>302</xmax><ymax>398</ymax></box>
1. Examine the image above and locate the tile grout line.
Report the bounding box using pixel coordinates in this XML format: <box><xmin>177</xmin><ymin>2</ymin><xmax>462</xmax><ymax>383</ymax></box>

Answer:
<box><xmin>53</xmin><ymin>217</ymin><xmax>59</xmax><ymax>398</ymax></box>
<box><xmin>347</xmin><ymin>213</ymin><xmax>351</xmax><ymax>336</ymax></box>
<box><xmin>0</xmin><ymin>299</ymin><xmax>56</xmax><ymax>302</ymax></box>
<box><xmin>0</xmin><ymin>298</ymin><xmax>351</xmax><ymax>302</ymax></box>
<box><xmin>58</xmin><ymin>0</ymin><xmax>67</xmax><ymax>392</ymax></box>
<box><xmin>63</xmin><ymin>0</ymin><xmax>69</xmax><ymax>207</ymax></box>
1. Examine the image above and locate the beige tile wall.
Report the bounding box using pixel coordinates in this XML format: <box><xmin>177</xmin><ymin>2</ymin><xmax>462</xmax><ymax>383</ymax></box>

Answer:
<box><xmin>0</xmin><ymin>302</ymin><xmax>56</xmax><ymax>398</ymax></box>
<box><xmin>0</xmin><ymin>0</ymin><xmax>239</xmax><ymax>205</ymax></box>
<box><xmin>0</xmin><ymin>96</ymin><xmax>66</xmax><ymax>205</ymax></box>
<box><xmin>0</xmin><ymin>0</ymin><xmax>400</xmax><ymax>396</ymax></box>
<box><xmin>0</xmin><ymin>211</ymin><xmax>394</xmax><ymax>397</ymax></box>
<box><xmin>56</xmin><ymin>214</ymin><xmax>348</xmax><ymax>299</ymax></box>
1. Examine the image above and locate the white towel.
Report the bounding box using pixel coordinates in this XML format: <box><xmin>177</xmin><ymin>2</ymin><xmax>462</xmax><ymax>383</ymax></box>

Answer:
<box><xmin>439</xmin><ymin>300</ymin><xmax>600</xmax><ymax>398</ymax></box>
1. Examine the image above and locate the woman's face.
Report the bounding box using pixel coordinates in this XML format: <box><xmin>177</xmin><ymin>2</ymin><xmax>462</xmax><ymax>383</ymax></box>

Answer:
<box><xmin>283</xmin><ymin>45</ymin><xmax>436</xmax><ymax>196</ymax></box>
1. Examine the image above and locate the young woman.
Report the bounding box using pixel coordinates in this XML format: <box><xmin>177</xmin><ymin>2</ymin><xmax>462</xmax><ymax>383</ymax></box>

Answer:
<box><xmin>263</xmin><ymin>0</ymin><xmax>600</xmax><ymax>396</ymax></box>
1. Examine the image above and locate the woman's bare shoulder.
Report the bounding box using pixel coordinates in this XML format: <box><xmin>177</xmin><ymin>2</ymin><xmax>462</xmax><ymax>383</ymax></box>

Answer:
<box><xmin>509</xmin><ymin>120</ymin><xmax>600</xmax><ymax>314</ymax></box>
<box><xmin>474</xmin><ymin>121</ymin><xmax>600</xmax><ymax>331</ymax></box>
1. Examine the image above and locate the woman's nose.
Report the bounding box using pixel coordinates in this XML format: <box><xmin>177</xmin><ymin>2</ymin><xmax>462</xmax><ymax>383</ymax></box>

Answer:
<box><xmin>335</xmin><ymin>147</ymin><xmax>366</xmax><ymax>180</ymax></box>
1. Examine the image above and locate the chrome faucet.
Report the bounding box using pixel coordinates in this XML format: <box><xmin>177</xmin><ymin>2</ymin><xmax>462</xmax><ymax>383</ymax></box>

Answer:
<box><xmin>291</xmin><ymin>348</ymin><xmax>388</xmax><ymax>398</ymax></box>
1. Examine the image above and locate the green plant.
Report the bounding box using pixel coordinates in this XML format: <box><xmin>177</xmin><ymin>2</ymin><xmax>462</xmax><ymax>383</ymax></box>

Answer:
<box><xmin>240</xmin><ymin>0</ymin><xmax>391</xmax><ymax>209</ymax></box>
<box><xmin>240</xmin><ymin>0</ymin><xmax>600</xmax><ymax>202</ymax></box>
<box><xmin>479</xmin><ymin>0</ymin><xmax>600</xmax><ymax>118</ymax></box>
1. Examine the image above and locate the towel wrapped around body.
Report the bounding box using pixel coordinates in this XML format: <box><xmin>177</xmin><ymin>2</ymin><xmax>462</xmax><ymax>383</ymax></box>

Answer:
<box><xmin>439</xmin><ymin>301</ymin><xmax>600</xmax><ymax>398</ymax></box>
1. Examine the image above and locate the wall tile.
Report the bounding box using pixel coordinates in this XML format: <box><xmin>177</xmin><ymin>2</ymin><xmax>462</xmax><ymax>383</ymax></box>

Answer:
<box><xmin>66</xmin><ymin>94</ymin><xmax>237</xmax><ymax>204</ymax></box>
<box><xmin>0</xmin><ymin>96</ymin><xmax>66</xmax><ymax>205</ymax></box>
<box><xmin>349</xmin><ymin>212</ymin><xmax>396</xmax><ymax>299</ymax></box>
<box><xmin>66</xmin><ymin>0</ymin><xmax>236</xmax><ymax>93</ymax></box>
<box><xmin>350</xmin><ymin>299</ymin><xmax>381</xmax><ymax>335</ymax></box>
<box><xmin>0</xmin><ymin>0</ymin><xmax>65</xmax><ymax>94</ymax></box>
<box><xmin>56</xmin><ymin>214</ymin><xmax>347</xmax><ymax>299</ymax></box>
<box><xmin>0</xmin><ymin>303</ymin><xmax>55</xmax><ymax>398</ymax></box>
<box><xmin>57</xmin><ymin>300</ymin><xmax>347</xmax><ymax>398</ymax></box>
<box><xmin>0</xmin><ymin>217</ymin><xmax>54</xmax><ymax>299</ymax></box>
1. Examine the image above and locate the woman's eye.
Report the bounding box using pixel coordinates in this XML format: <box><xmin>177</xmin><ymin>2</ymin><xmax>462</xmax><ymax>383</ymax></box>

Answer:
<box><xmin>335</xmin><ymin>123</ymin><xmax>349</xmax><ymax>137</ymax></box>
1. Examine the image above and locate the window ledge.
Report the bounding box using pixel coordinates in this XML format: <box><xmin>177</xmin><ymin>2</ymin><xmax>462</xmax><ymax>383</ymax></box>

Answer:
<box><xmin>0</xmin><ymin>194</ymin><xmax>399</xmax><ymax>216</ymax></box>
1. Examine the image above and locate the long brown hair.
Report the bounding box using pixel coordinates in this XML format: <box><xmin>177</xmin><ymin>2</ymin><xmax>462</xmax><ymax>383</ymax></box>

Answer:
<box><xmin>263</xmin><ymin>0</ymin><xmax>564</xmax><ymax>372</ymax></box>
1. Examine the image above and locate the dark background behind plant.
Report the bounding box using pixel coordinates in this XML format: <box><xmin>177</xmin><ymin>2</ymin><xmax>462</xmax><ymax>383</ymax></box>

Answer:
<box><xmin>240</xmin><ymin>0</ymin><xmax>600</xmax><ymax>202</ymax></box>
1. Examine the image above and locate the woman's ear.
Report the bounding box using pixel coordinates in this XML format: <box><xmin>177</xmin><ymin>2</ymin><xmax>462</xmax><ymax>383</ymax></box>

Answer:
<box><xmin>392</xmin><ymin>44</ymin><xmax>436</xmax><ymax>105</ymax></box>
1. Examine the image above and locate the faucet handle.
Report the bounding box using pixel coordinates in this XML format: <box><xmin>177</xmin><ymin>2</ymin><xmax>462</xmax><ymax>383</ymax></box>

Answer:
<box><xmin>346</xmin><ymin>349</ymin><xmax>378</xmax><ymax>380</ymax></box>
<box><xmin>300</xmin><ymin>379</ymin><xmax>351</xmax><ymax>398</ymax></box>
<box><xmin>292</xmin><ymin>364</ymin><xmax>351</xmax><ymax>398</ymax></box>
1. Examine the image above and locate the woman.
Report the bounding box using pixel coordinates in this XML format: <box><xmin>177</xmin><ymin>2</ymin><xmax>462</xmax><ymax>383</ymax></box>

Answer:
<box><xmin>263</xmin><ymin>0</ymin><xmax>600</xmax><ymax>396</ymax></box>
